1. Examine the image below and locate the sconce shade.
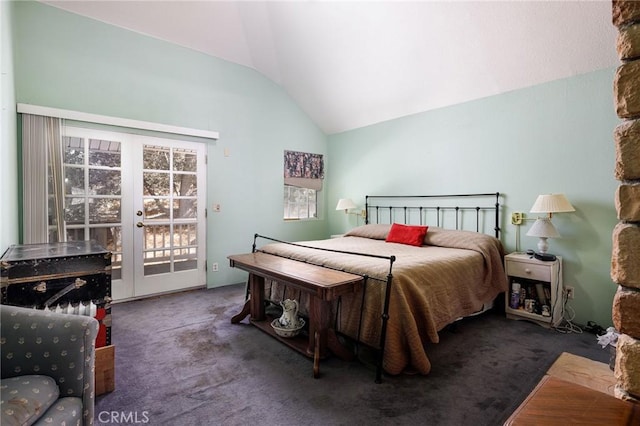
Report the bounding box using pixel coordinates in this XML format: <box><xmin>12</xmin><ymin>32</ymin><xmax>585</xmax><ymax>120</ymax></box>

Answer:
<box><xmin>336</xmin><ymin>198</ymin><xmax>357</xmax><ymax>211</ymax></box>
<box><xmin>530</xmin><ymin>194</ymin><xmax>575</xmax><ymax>214</ymax></box>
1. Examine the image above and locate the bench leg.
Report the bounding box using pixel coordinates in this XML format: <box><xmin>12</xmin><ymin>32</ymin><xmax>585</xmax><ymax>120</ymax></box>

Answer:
<box><xmin>307</xmin><ymin>297</ymin><xmax>354</xmax><ymax>364</ymax></box>
<box><xmin>313</xmin><ymin>331</ymin><xmax>320</xmax><ymax>379</ymax></box>
<box><xmin>249</xmin><ymin>274</ymin><xmax>265</xmax><ymax>321</ymax></box>
<box><xmin>231</xmin><ymin>273</ymin><xmax>265</xmax><ymax>324</ymax></box>
<box><xmin>230</xmin><ymin>299</ymin><xmax>251</xmax><ymax>324</ymax></box>
<box><xmin>307</xmin><ymin>297</ymin><xmax>330</xmax><ymax>359</ymax></box>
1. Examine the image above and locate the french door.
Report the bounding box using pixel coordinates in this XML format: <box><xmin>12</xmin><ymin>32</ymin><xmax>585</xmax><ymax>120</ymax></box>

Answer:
<box><xmin>60</xmin><ymin>127</ymin><xmax>207</xmax><ymax>300</ymax></box>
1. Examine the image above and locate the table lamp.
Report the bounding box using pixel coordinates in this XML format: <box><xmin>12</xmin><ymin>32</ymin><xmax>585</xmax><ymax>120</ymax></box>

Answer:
<box><xmin>527</xmin><ymin>194</ymin><xmax>575</xmax><ymax>254</ymax></box>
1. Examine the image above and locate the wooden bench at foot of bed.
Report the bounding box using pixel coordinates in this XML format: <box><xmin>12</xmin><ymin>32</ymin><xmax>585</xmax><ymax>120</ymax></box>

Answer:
<box><xmin>228</xmin><ymin>252</ymin><xmax>365</xmax><ymax>379</ymax></box>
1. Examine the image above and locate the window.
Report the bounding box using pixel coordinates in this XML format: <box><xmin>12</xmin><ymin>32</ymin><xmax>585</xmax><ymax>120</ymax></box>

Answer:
<box><xmin>283</xmin><ymin>150</ymin><xmax>324</xmax><ymax>220</ymax></box>
<box><xmin>284</xmin><ymin>185</ymin><xmax>317</xmax><ymax>219</ymax></box>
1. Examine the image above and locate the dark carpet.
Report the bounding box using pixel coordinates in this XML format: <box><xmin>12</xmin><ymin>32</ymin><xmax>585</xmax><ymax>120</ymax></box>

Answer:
<box><xmin>95</xmin><ymin>284</ymin><xmax>609</xmax><ymax>426</ymax></box>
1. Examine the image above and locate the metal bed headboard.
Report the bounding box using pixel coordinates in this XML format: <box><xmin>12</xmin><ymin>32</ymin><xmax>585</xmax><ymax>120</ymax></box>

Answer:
<box><xmin>365</xmin><ymin>192</ymin><xmax>502</xmax><ymax>238</ymax></box>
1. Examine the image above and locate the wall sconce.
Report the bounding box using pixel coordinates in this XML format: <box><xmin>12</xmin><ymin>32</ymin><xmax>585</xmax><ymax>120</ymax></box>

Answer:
<box><xmin>336</xmin><ymin>198</ymin><xmax>357</xmax><ymax>214</ymax></box>
<box><xmin>526</xmin><ymin>194</ymin><xmax>575</xmax><ymax>254</ymax></box>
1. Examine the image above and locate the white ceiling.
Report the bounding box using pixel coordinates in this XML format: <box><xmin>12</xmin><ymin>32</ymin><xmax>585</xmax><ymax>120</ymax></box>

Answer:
<box><xmin>42</xmin><ymin>0</ymin><xmax>619</xmax><ymax>135</ymax></box>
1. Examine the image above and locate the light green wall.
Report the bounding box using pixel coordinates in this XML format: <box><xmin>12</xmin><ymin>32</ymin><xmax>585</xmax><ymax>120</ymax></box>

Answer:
<box><xmin>10</xmin><ymin>1</ymin><xmax>329</xmax><ymax>286</ymax></box>
<box><xmin>9</xmin><ymin>1</ymin><xmax>619</xmax><ymax>328</ymax></box>
<box><xmin>327</xmin><ymin>69</ymin><xmax>619</xmax><ymax>328</ymax></box>
<box><xmin>1</xmin><ymin>0</ymin><xmax>18</xmax><ymax>250</ymax></box>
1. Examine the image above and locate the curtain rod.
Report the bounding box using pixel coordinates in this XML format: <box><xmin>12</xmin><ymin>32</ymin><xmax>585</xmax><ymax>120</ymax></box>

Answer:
<box><xmin>17</xmin><ymin>103</ymin><xmax>219</xmax><ymax>141</ymax></box>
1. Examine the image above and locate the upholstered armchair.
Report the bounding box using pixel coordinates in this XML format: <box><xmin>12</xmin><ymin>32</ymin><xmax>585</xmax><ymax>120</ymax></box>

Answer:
<box><xmin>1</xmin><ymin>305</ymin><xmax>99</xmax><ymax>426</ymax></box>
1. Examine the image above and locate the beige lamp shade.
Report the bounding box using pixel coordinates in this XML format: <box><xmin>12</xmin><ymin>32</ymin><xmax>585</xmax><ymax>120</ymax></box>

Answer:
<box><xmin>530</xmin><ymin>194</ymin><xmax>575</xmax><ymax>215</ymax></box>
<box><xmin>336</xmin><ymin>198</ymin><xmax>357</xmax><ymax>212</ymax></box>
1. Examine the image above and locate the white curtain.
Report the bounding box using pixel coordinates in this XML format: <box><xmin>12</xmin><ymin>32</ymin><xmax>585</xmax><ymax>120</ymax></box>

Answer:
<box><xmin>22</xmin><ymin>114</ymin><xmax>64</xmax><ymax>243</ymax></box>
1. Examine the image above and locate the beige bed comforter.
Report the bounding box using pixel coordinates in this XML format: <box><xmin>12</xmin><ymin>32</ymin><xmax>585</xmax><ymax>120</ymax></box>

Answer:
<box><xmin>260</xmin><ymin>224</ymin><xmax>507</xmax><ymax>375</ymax></box>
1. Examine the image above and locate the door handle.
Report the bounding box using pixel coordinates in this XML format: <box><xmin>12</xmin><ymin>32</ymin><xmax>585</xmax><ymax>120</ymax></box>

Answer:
<box><xmin>136</xmin><ymin>222</ymin><xmax>145</xmax><ymax>228</ymax></box>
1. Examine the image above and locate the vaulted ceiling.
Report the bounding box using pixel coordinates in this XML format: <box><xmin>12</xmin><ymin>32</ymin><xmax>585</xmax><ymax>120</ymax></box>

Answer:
<box><xmin>42</xmin><ymin>1</ymin><xmax>619</xmax><ymax>135</ymax></box>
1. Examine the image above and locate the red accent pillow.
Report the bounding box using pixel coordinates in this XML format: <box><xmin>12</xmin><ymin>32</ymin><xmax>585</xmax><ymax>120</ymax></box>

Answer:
<box><xmin>385</xmin><ymin>223</ymin><xmax>428</xmax><ymax>246</ymax></box>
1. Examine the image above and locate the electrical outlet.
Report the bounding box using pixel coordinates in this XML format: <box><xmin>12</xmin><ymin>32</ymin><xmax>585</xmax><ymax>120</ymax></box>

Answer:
<box><xmin>212</xmin><ymin>262</ymin><xmax>219</xmax><ymax>272</ymax></box>
<box><xmin>565</xmin><ymin>286</ymin><xmax>574</xmax><ymax>300</ymax></box>
<box><xmin>511</xmin><ymin>212</ymin><xmax>524</xmax><ymax>225</ymax></box>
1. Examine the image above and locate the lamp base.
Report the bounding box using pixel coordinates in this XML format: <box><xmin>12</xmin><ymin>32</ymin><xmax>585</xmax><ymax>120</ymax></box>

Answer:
<box><xmin>537</xmin><ymin>237</ymin><xmax>549</xmax><ymax>254</ymax></box>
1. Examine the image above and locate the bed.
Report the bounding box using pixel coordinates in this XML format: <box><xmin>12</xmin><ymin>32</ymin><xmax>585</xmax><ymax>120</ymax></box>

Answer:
<box><xmin>250</xmin><ymin>193</ymin><xmax>507</xmax><ymax>377</ymax></box>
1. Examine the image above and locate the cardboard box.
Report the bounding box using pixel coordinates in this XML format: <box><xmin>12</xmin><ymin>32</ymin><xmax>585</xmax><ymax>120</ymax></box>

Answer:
<box><xmin>95</xmin><ymin>345</ymin><xmax>115</xmax><ymax>396</ymax></box>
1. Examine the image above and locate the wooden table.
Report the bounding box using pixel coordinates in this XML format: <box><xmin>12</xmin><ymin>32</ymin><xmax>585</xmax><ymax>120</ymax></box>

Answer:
<box><xmin>229</xmin><ymin>252</ymin><xmax>364</xmax><ymax>378</ymax></box>
<box><xmin>546</xmin><ymin>351</ymin><xmax>617</xmax><ymax>396</ymax></box>
<box><xmin>505</xmin><ymin>375</ymin><xmax>640</xmax><ymax>425</ymax></box>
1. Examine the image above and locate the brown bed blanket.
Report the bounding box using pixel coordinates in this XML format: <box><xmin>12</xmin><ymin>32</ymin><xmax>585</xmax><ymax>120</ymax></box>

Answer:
<box><xmin>260</xmin><ymin>224</ymin><xmax>507</xmax><ymax>375</ymax></box>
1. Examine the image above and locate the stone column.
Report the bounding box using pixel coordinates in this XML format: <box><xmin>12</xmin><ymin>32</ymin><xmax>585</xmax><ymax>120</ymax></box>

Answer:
<box><xmin>612</xmin><ymin>0</ymin><xmax>640</xmax><ymax>402</ymax></box>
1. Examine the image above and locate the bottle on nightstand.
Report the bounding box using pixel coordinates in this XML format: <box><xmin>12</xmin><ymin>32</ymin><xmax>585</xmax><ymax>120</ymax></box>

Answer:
<box><xmin>509</xmin><ymin>282</ymin><xmax>521</xmax><ymax>309</ymax></box>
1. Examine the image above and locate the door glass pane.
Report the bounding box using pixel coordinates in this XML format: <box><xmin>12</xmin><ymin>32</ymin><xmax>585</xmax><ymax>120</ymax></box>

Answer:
<box><xmin>144</xmin><ymin>250</ymin><xmax>171</xmax><ymax>275</ymax></box>
<box><xmin>89</xmin><ymin>198</ymin><xmax>121</xmax><ymax>224</ymax></box>
<box><xmin>143</xmin><ymin>223</ymin><xmax>171</xmax><ymax>275</ymax></box>
<box><xmin>173</xmin><ymin>224</ymin><xmax>197</xmax><ymax>247</ymax></box>
<box><xmin>144</xmin><ymin>225</ymin><xmax>171</xmax><ymax>249</ymax></box>
<box><xmin>65</xmin><ymin>228</ymin><xmax>85</xmax><ymax>242</ymax></box>
<box><xmin>64</xmin><ymin>197</ymin><xmax>85</xmax><ymax>224</ymax></box>
<box><xmin>173</xmin><ymin>149</ymin><xmax>197</xmax><ymax>172</ymax></box>
<box><xmin>173</xmin><ymin>173</ymin><xmax>197</xmax><ymax>196</ymax></box>
<box><xmin>143</xmin><ymin>172</ymin><xmax>170</xmax><ymax>196</ymax></box>
<box><xmin>89</xmin><ymin>139</ymin><xmax>121</xmax><ymax>167</ymax></box>
<box><xmin>65</xmin><ymin>167</ymin><xmax>85</xmax><ymax>195</ymax></box>
<box><xmin>64</xmin><ymin>137</ymin><xmax>84</xmax><ymax>164</ymax></box>
<box><xmin>144</xmin><ymin>199</ymin><xmax>170</xmax><ymax>220</ymax></box>
<box><xmin>89</xmin><ymin>169</ymin><xmax>121</xmax><ymax>195</ymax></box>
<box><xmin>90</xmin><ymin>227</ymin><xmax>122</xmax><ymax>280</ymax></box>
<box><xmin>173</xmin><ymin>248</ymin><xmax>197</xmax><ymax>271</ymax></box>
<box><xmin>89</xmin><ymin>226</ymin><xmax>121</xmax><ymax>256</ymax></box>
<box><xmin>173</xmin><ymin>199</ymin><xmax>197</xmax><ymax>219</ymax></box>
<box><xmin>144</xmin><ymin>145</ymin><xmax>170</xmax><ymax>170</ymax></box>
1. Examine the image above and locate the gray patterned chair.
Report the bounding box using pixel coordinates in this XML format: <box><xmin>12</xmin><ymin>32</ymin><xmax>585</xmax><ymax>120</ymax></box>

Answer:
<box><xmin>1</xmin><ymin>305</ymin><xmax>99</xmax><ymax>426</ymax></box>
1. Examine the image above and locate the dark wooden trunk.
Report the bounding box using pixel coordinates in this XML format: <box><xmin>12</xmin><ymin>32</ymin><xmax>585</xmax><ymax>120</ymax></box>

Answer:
<box><xmin>1</xmin><ymin>241</ymin><xmax>113</xmax><ymax>347</ymax></box>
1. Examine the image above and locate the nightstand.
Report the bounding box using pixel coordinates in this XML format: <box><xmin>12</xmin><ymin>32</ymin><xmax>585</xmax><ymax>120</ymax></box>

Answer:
<box><xmin>504</xmin><ymin>252</ymin><xmax>563</xmax><ymax>328</ymax></box>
